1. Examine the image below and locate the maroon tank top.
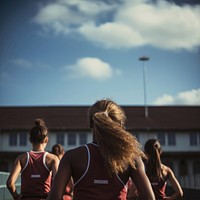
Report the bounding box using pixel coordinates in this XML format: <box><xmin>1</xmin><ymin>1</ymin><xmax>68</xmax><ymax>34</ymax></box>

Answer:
<box><xmin>73</xmin><ymin>143</ymin><xmax>127</xmax><ymax>200</ymax></box>
<box><xmin>21</xmin><ymin>151</ymin><xmax>52</xmax><ymax>199</ymax></box>
<box><xmin>150</xmin><ymin>176</ymin><xmax>167</xmax><ymax>200</ymax></box>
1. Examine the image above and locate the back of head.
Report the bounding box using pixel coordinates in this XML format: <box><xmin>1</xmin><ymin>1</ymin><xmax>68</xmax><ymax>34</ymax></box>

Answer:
<box><xmin>88</xmin><ymin>99</ymin><xmax>145</xmax><ymax>174</ymax></box>
<box><xmin>144</xmin><ymin>139</ymin><xmax>162</xmax><ymax>180</ymax></box>
<box><xmin>89</xmin><ymin>99</ymin><xmax>126</xmax><ymax>128</ymax></box>
<box><xmin>29</xmin><ymin>119</ymin><xmax>48</xmax><ymax>144</ymax></box>
<box><xmin>52</xmin><ymin>144</ymin><xmax>64</xmax><ymax>159</ymax></box>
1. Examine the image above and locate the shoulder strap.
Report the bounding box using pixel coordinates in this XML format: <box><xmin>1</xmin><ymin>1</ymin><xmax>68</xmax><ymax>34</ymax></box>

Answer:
<box><xmin>21</xmin><ymin>152</ymin><xmax>30</xmax><ymax>173</ymax></box>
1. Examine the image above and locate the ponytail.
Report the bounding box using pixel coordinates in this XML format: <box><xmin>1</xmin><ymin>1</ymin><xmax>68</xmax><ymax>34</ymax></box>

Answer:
<box><xmin>144</xmin><ymin>139</ymin><xmax>163</xmax><ymax>180</ymax></box>
<box><xmin>89</xmin><ymin>99</ymin><xmax>145</xmax><ymax>175</ymax></box>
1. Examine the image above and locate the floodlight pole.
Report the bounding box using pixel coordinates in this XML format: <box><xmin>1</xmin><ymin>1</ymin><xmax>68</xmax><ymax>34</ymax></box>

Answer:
<box><xmin>139</xmin><ymin>56</ymin><xmax>149</xmax><ymax>118</ymax></box>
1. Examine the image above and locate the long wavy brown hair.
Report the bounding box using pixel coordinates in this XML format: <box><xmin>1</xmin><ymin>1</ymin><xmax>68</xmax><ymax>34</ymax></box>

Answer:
<box><xmin>88</xmin><ymin>99</ymin><xmax>145</xmax><ymax>174</ymax></box>
<box><xmin>144</xmin><ymin>139</ymin><xmax>163</xmax><ymax>181</ymax></box>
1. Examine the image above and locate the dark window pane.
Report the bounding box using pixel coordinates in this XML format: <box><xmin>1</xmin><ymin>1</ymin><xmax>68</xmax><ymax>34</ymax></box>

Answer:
<box><xmin>19</xmin><ymin>132</ymin><xmax>27</xmax><ymax>146</ymax></box>
<box><xmin>79</xmin><ymin>133</ymin><xmax>87</xmax><ymax>145</ymax></box>
<box><xmin>179</xmin><ymin>160</ymin><xmax>188</xmax><ymax>176</ymax></box>
<box><xmin>193</xmin><ymin>161</ymin><xmax>200</xmax><ymax>174</ymax></box>
<box><xmin>157</xmin><ymin>133</ymin><xmax>165</xmax><ymax>146</ymax></box>
<box><xmin>168</xmin><ymin>132</ymin><xmax>176</xmax><ymax>146</ymax></box>
<box><xmin>9</xmin><ymin>133</ymin><xmax>17</xmax><ymax>146</ymax></box>
<box><xmin>56</xmin><ymin>133</ymin><xmax>65</xmax><ymax>145</ymax></box>
<box><xmin>68</xmin><ymin>133</ymin><xmax>76</xmax><ymax>145</ymax></box>
<box><xmin>190</xmin><ymin>133</ymin><xmax>198</xmax><ymax>146</ymax></box>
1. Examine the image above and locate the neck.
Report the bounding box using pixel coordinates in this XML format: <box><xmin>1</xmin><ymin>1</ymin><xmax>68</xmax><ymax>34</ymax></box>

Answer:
<box><xmin>32</xmin><ymin>143</ymin><xmax>46</xmax><ymax>151</ymax></box>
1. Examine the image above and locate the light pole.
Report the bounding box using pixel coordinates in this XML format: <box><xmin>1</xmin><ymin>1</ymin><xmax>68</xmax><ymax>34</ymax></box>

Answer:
<box><xmin>139</xmin><ymin>56</ymin><xmax>149</xmax><ymax>118</ymax></box>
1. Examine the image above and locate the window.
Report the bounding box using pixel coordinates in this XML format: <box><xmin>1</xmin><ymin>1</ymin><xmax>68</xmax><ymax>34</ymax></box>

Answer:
<box><xmin>190</xmin><ymin>133</ymin><xmax>198</xmax><ymax>146</ymax></box>
<box><xmin>168</xmin><ymin>132</ymin><xmax>176</xmax><ymax>146</ymax></box>
<box><xmin>193</xmin><ymin>161</ymin><xmax>200</xmax><ymax>174</ymax></box>
<box><xmin>19</xmin><ymin>132</ymin><xmax>27</xmax><ymax>146</ymax></box>
<box><xmin>56</xmin><ymin>133</ymin><xmax>65</xmax><ymax>145</ymax></box>
<box><xmin>179</xmin><ymin>160</ymin><xmax>188</xmax><ymax>176</ymax></box>
<box><xmin>9</xmin><ymin>133</ymin><xmax>17</xmax><ymax>146</ymax></box>
<box><xmin>68</xmin><ymin>133</ymin><xmax>76</xmax><ymax>145</ymax></box>
<box><xmin>79</xmin><ymin>133</ymin><xmax>87</xmax><ymax>145</ymax></box>
<box><xmin>157</xmin><ymin>133</ymin><xmax>165</xmax><ymax>146</ymax></box>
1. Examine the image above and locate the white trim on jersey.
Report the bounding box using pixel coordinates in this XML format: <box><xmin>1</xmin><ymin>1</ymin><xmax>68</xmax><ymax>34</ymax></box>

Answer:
<box><xmin>73</xmin><ymin>144</ymin><xmax>90</xmax><ymax>187</ymax></box>
<box><xmin>116</xmin><ymin>174</ymin><xmax>128</xmax><ymax>190</ymax></box>
<box><xmin>21</xmin><ymin>152</ymin><xmax>30</xmax><ymax>173</ymax></box>
<box><xmin>43</xmin><ymin>152</ymin><xmax>50</xmax><ymax>172</ymax></box>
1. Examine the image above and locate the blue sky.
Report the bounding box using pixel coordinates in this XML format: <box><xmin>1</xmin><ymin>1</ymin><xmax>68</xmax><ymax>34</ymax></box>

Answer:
<box><xmin>0</xmin><ymin>0</ymin><xmax>200</xmax><ymax>106</ymax></box>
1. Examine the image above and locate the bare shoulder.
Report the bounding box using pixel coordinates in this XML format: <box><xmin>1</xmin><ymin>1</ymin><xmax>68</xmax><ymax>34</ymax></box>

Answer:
<box><xmin>18</xmin><ymin>153</ymin><xmax>27</xmax><ymax>166</ymax></box>
<box><xmin>46</xmin><ymin>152</ymin><xmax>59</xmax><ymax>160</ymax></box>
<box><xmin>45</xmin><ymin>152</ymin><xmax>59</xmax><ymax>168</ymax></box>
<box><xmin>162</xmin><ymin>164</ymin><xmax>173</xmax><ymax>179</ymax></box>
<box><xmin>46</xmin><ymin>152</ymin><xmax>59</xmax><ymax>163</ymax></box>
<box><xmin>17</xmin><ymin>153</ymin><xmax>27</xmax><ymax>160</ymax></box>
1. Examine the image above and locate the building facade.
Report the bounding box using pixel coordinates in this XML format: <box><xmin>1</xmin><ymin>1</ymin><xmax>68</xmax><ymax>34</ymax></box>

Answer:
<box><xmin>0</xmin><ymin>106</ymin><xmax>200</xmax><ymax>189</ymax></box>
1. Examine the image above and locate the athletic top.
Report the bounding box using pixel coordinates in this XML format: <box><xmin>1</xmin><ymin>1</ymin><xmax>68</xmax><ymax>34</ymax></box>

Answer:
<box><xmin>21</xmin><ymin>151</ymin><xmax>52</xmax><ymax>199</ymax></box>
<box><xmin>73</xmin><ymin>143</ymin><xmax>128</xmax><ymax>200</ymax></box>
<box><xmin>150</xmin><ymin>176</ymin><xmax>167</xmax><ymax>200</ymax></box>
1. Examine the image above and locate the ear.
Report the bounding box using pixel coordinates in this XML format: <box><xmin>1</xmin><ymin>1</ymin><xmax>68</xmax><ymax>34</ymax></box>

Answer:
<box><xmin>44</xmin><ymin>136</ymin><xmax>48</xmax><ymax>144</ymax></box>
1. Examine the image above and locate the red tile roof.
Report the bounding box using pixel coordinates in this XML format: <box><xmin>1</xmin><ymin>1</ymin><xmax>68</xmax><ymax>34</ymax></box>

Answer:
<box><xmin>0</xmin><ymin>106</ymin><xmax>199</xmax><ymax>131</ymax></box>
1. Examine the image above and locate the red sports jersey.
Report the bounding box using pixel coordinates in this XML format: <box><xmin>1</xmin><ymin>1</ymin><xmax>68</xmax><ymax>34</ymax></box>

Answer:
<box><xmin>73</xmin><ymin>143</ymin><xmax>128</xmax><ymax>200</ymax></box>
<box><xmin>150</xmin><ymin>177</ymin><xmax>167</xmax><ymax>200</ymax></box>
<box><xmin>21</xmin><ymin>151</ymin><xmax>52</xmax><ymax>200</ymax></box>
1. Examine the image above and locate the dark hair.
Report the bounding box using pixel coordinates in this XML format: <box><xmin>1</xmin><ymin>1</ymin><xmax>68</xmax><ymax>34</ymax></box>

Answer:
<box><xmin>52</xmin><ymin>144</ymin><xmax>64</xmax><ymax>158</ymax></box>
<box><xmin>144</xmin><ymin>139</ymin><xmax>163</xmax><ymax>180</ymax></box>
<box><xmin>88</xmin><ymin>99</ymin><xmax>145</xmax><ymax>174</ymax></box>
<box><xmin>29</xmin><ymin>119</ymin><xmax>48</xmax><ymax>143</ymax></box>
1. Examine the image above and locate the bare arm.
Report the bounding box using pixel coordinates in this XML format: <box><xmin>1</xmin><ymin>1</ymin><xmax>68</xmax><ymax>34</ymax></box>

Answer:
<box><xmin>47</xmin><ymin>151</ymin><xmax>72</xmax><ymax>200</ymax></box>
<box><xmin>6</xmin><ymin>155</ymin><xmax>22</xmax><ymax>200</ymax></box>
<box><xmin>131</xmin><ymin>157</ymin><xmax>155</xmax><ymax>200</ymax></box>
<box><xmin>164</xmin><ymin>167</ymin><xmax>183</xmax><ymax>200</ymax></box>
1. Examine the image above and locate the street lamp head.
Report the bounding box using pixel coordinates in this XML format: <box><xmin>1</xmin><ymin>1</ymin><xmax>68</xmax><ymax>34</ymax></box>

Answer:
<box><xmin>139</xmin><ymin>56</ymin><xmax>150</xmax><ymax>61</ymax></box>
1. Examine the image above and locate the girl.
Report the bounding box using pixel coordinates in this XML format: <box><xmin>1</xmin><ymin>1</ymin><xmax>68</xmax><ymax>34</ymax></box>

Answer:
<box><xmin>144</xmin><ymin>139</ymin><xmax>183</xmax><ymax>200</ymax></box>
<box><xmin>52</xmin><ymin>144</ymin><xmax>73</xmax><ymax>200</ymax></box>
<box><xmin>7</xmin><ymin>119</ymin><xmax>59</xmax><ymax>200</ymax></box>
<box><xmin>47</xmin><ymin>99</ymin><xmax>155</xmax><ymax>200</ymax></box>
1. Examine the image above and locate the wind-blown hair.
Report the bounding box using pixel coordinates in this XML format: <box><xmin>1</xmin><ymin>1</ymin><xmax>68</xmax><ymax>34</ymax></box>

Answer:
<box><xmin>88</xmin><ymin>99</ymin><xmax>145</xmax><ymax>174</ymax></box>
<box><xmin>29</xmin><ymin>118</ymin><xmax>48</xmax><ymax>144</ymax></box>
<box><xmin>144</xmin><ymin>139</ymin><xmax>163</xmax><ymax>181</ymax></box>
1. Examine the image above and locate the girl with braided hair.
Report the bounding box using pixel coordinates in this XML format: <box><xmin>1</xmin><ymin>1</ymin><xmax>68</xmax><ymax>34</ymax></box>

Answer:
<box><xmin>144</xmin><ymin>139</ymin><xmax>183</xmax><ymax>200</ymax></box>
<box><xmin>47</xmin><ymin>99</ymin><xmax>155</xmax><ymax>200</ymax></box>
<box><xmin>7</xmin><ymin>119</ymin><xmax>59</xmax><ymax>200</ymax></box>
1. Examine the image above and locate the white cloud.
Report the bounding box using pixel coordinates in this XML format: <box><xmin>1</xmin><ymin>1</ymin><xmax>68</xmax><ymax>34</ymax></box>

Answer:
<box><xmin>33</xmin><ymin>0</ymin><xmax>200</xmax><ymax>50</ymax></box>
<box><xmin>79</xmin><ymin>22</ymin><xmax>145</xmax><ymax>49</ymax></box>
<box><xmin>153</xmin><ymin>88</ymin><xmax>200</xmax><ymax>105</ymax></box>
<box><xmin>65</xmin><ymin>57</ymin><xmax>121</xmax><ymax>80</ymax></box>
<box><xmin>33</xmin><ymin>0</ymin><xmax>115</xmax><ymax>35</ymax></box>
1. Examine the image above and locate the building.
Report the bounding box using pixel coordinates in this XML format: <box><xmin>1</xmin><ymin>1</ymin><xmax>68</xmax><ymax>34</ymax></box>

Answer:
<box><xmin>0</xmin><ymin>106</ymin><xmax>200</xmax><ymax>189</ymax></box>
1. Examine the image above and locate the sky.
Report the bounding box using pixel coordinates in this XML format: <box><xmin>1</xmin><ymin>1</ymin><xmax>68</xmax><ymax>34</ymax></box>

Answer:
<box><xmin>0</xmin><ymin>0</ymin><xmax>200</xmax><ymax>106</ymax></box>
